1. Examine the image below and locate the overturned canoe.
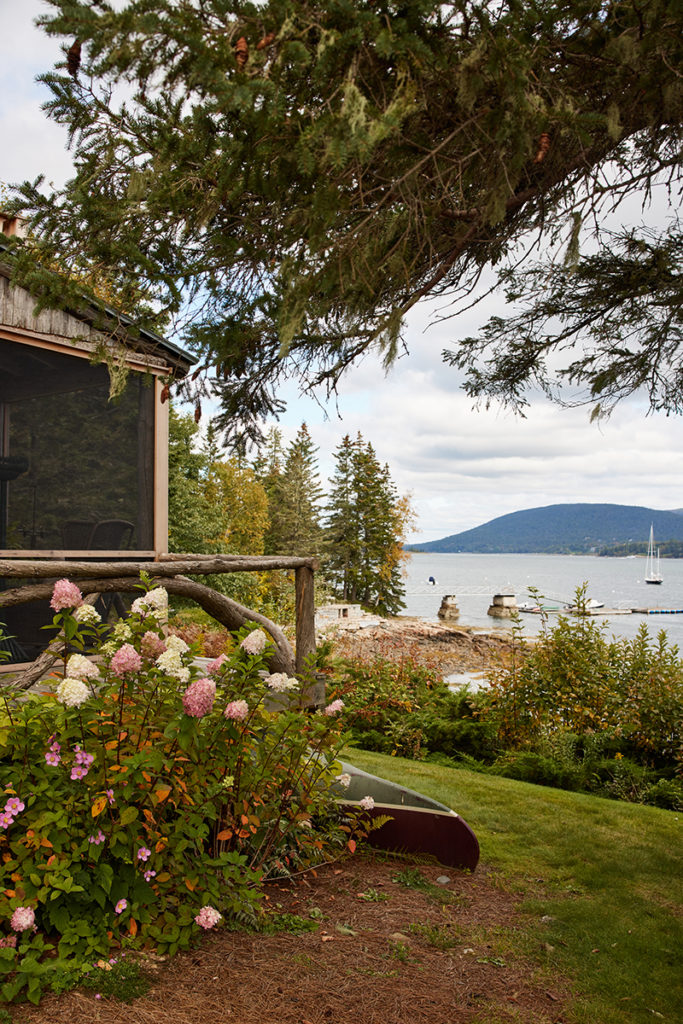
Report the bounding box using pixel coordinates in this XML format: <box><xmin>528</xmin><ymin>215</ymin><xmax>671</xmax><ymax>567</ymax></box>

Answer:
<box><xmin>336</xmin><ymin>763</ymin><xmax>479</xmax><ymax>871</ymax></box>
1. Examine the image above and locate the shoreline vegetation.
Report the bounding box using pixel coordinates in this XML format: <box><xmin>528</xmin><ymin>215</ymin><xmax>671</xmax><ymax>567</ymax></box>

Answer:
<box><xmin>321</xmin><ymin>614</ymin><xmax>515</xmax><ymax>678</ymax></box>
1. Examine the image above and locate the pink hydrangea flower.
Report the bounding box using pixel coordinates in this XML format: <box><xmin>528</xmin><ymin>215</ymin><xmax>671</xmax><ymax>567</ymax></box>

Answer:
<box><xmin>224</xmin><ymin>699</ymin><xmax>249</xmax><ymax>721</ymax></box>
<box><xmin>182</xmin><ymin>678</ymin><xmax>216</xmax><ymax>718</ymax></box>
<box><xmin>141</xmin><ymin>631</ymin><xmax>167</xmax><ymax>660</ymax></box>
<box><xmin>194</xmin><ymin>905</ymin><xmax>222</xmax><ymax>930</ymax></box>
<box><xmin>323</xmin><ymin>699</ymin><xmax>345</xmax><ymax>716</ymax></box>
<box><xmin>4</xmin><ymin>798</ymin><xmax>24</xmax><ymax>816</ymax></box>
<box><xmin>50</xmin><ymin>579</ymin><xmax>83</xmax><ymax>612</ymax></box>
<box><xmin>136</xmin><ymin>846</ymin><xmax>151</xmax><ymax>862</ymax></box>
<box><xmin>11</xmin><ymin>907</ymin><xmax>35</xmax><ymax>932</ymax></box>
<box><xmin>114</xmin><ymin>899</ymin><xmax>127</xmax><ymax>915</ymax></box>
<box><xmin>360</xmin><ymin>795</ymin><xmax>375</xmax><ymax>811</ymax></box>
<box><xmin>240</xmin><ymin>629</ymin><xmax>268</xmax><ymax>655</ymax></box>
<box><xmin>206</xmin><ymin>653</ymin><xmax>228</xmax><ymax>676</ymax></box>
<box><xmin>110</xmin><ymin>644</ymin><xmax>142</xmax><ymax>675</ymax></box>
<box><xmin>0</xmin><ymin>935</ymin><xmax>16</xmax><ymax>948</ymax></box>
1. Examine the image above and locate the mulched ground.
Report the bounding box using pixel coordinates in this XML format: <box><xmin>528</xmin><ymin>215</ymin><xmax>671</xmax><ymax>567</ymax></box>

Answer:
<box><xmin>15</xmin><ymin>855</ymin><xmax>571</xmax><ymax>1024</ymax></box>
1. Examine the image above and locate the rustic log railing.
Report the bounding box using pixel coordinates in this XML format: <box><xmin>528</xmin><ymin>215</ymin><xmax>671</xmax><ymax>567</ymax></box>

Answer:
<box><xmin>0</xmin><ymin>555</ymin><xmax>318</xmax><ymax>688</ymax></box>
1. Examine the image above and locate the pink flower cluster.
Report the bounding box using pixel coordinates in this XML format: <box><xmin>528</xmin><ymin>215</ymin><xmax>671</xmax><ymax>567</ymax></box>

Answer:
<box><xmin>323</xmin><ymin>699</ymin><xmax>345</xmax><ymax>716</ymax></box>
<box><xmin>144</xmin><ymin>869</ymin><xmax>157</xmax><ymax>883</ymax></box>
<box><xmin>45</xmin><ymin>738</ymin><xmax>61</xmax><ymax>767</ymax></box>
<box><xmin>10</xmin><ymin>906</ymin><xmax>35</xmax><ymax>932</ymax></box>
<box><xmin>194</xmin><ymin>905</ymin><xmax>222</xmax><ymax>930</ymax></box>
<box><xmin>0</xmin><ymin>796</ymin><xmax>25</xmax><ymax>831</ymax></box>
<box><xmin>71</xmin><ymin>745</ymin><xmax>94</xmax><ymax>781</ymax></box>
<box><xmin>224</xmin><ymin>699</ymin><xmax>249</xmax><ymax>722</ymax></box>
<box><xmin>141</xmin><ymin>631</ymin><xmax>167</xmax><ymax>660</ymax></box>
<box><xmin>110</xmin><ymin>643</ymin><xmax>142</xmax><ymax>675</ymax></box>
<box><xmin>182</xmin><ymin>678</ymin><xmax>216</xmax><ymax>718</ymax></box>
<box><xmin>360</xmin><ymin>795</ymin><xmax>375</xmax><ymax>811</ymax></box>
<box><xmin>50</xmin><ymin>579</ymin><xmax>83</xmax><ymax>612</ymax></box>
<box><xmin>0</xmin><ymin>935</ymin><xmax>17</xmax><ymax>948</ymax></box>
<box><xmin>89</xmin><ymin>829</ymin><xmax>106</xmax><ymax>845</ymax></box>
<box><xmin>207</xmin><ymin>653</ymin><xmax>228</xmax><ymax>676</ymax></box>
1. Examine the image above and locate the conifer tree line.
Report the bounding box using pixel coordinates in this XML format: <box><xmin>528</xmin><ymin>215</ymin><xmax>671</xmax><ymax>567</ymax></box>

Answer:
<box><xmin>168</xmin><ymin>409</ymin><xmax>415</xmax><ymax>617</ymax></box>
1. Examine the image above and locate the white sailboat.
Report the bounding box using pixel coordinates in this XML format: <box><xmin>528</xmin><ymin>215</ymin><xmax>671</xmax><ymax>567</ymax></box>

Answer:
<box><xmin>645</xmin><ymin>524</ymin><xmax>663</xmax><ymax>585</ymax></box>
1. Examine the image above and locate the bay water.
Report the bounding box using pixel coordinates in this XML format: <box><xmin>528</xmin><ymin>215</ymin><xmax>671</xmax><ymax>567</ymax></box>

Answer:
<box><xmin>402</xmin><ymin>551</ymin><xmax>683</xmax><ymax>646</ymax></box>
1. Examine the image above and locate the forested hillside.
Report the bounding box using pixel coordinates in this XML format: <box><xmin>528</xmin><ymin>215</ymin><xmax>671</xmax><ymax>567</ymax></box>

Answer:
<box><xmin>410</xmin><ymin>504</ymin><xmax>683</xmax><ymax>554</ymax></box>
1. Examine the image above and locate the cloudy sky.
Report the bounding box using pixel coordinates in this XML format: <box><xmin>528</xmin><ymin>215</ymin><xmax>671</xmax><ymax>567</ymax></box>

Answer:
<box><xmin>2</xmin><ymin>0</ymin><xmax>681</xmax><ymax>544</ymax></box>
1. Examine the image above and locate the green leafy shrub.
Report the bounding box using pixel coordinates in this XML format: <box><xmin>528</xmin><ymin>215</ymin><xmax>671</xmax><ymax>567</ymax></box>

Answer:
<box><xmin>490</xmin><ymin>750</ymin><xmax>584</xmax><ymax>790</ymax></box>
<box><xmin>0</xmin><ymin>578</ymin><xmax>355</xmax><ymax>1004</ymax></box>
<box><xmin>329</xmin><ymin>657</ymin><xmax>497</xmax><ymax>761</ymax></box>
<box><xmin>483</xmin><ymin>590</ymin><xmax>683</xmax><ymax>776</ymax></box>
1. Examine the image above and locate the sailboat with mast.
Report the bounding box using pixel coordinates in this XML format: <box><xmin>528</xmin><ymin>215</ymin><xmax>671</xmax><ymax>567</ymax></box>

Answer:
<box><xmin>645</xmin><ymin>524</ymin><xmax>663</xmax><ymax>585</ymax></box>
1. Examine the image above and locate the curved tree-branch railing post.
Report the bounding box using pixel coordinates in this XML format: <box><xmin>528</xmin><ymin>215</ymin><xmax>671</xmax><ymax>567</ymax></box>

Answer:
<box><xmin>0</xmin><ymin>554</ymin><xmax>320</xmax><ymax>690</ymax></box>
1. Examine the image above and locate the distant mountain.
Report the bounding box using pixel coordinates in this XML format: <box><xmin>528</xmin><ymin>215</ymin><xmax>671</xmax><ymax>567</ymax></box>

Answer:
<box><xmin>409</xmin><ymin>504</ymin><xmax>683</xmax><ymax>554</ymax></box>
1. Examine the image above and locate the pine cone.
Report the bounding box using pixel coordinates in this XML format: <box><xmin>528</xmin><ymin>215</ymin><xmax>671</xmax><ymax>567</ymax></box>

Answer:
<box><xmin>256</xmin><ymin>32</ymin><xmax>276</xmax><ymax>51</ymax></box>
<box><xmin>66</xmin><ymin>39</ymin><xmax>81</xmax><ymax>79</ymax></box>
<box><xmin>194</xmin><ymin>402</ymin><xmax>202</xmax><ymax>423</ymax></box>
<box><xmin>160</xmin><ymin>383</ymin><xmax>170</xmax><ymax>404</ymax></box>
<box><xmin>235</xmin><ymin>36</ymin><xmax>249</xmax><ymax>69</ymax></box>
<box><xmin>534</xmin><ymin>132</ymin><xmax>550</xmax><ymax>163</ymax></box>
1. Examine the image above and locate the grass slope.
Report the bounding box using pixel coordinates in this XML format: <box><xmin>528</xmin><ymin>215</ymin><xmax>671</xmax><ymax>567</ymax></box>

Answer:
<box><xmin>348</xmin><ymin>749</ymin><xmax>682</xmax><ymax>1024</ymax></box>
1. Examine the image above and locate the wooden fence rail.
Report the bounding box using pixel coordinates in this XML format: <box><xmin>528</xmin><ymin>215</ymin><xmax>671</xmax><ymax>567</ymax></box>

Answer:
<box><xmin>0</xmin><ymin>554</ymin><xmax>319</xmax><ymax>686</ymax></box>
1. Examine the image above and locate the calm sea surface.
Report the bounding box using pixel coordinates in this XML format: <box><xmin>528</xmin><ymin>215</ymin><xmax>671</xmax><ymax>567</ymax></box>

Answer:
<box><xmin>402</xmin><ymin>552</ymin><xmax>683</xmax><ymax>645</ymax></box>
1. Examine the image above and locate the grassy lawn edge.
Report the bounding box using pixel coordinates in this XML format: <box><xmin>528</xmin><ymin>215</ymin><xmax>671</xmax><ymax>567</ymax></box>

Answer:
<box><xmin>346</xmin><ymin>748</ymin><xmax>682</xmax><ymax>1024</ymax></box>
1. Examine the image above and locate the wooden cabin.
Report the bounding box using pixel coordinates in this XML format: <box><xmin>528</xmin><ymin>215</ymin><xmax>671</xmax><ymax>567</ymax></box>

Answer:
<box><xmin>0</xmin><ymin>221</ymin><xmax>194</xmax><ymax>659</ymax></box>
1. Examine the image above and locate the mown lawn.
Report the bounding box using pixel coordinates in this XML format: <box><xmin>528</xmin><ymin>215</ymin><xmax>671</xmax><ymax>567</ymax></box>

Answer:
<box><xmin>347</xmin><ymin>748</ymin><xmax>682</xmax><ymax>1024</ymax></box>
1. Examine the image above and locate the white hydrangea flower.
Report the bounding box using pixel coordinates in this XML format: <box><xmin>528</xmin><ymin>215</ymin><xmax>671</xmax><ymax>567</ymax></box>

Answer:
<box><xmin>66</xmin><ymin>654</ymin><xmax>99</xmax><ymax>681</ymax></box>
<box><xmin>155</xmin><ymin>649</ymin><xmax>190</xmax><ymax>682</ymax></box>
<box><xmin>240</xmin><ymin>629</ymin><xmax>269</xmax><ymax>655</ymax></box>
<box><xmin>112</xmin><ymin>621</ymin><xmax>133</xmax><ymax>642</ymax></box>
<box><xmin>336</xmin><ymin>773</ymin><xmax>352</xmax><ymax>789</ymax></box>
<box><xmin>265</xmin><ymin>673</ymin><xmax>298</xmax><ymax>693</ymax></box>
<box><xmin>165</xmin><ymin>634</ymin><xmax>189</xmax><ymax>654</ymax></box>
<box><xmin>56</xmin><ymin>677</ymin><xmax>90</xmax><ymax>707</ymax></box>
<box><xmin>131</xmin><ymin>587</ymin><xmax>168</xmax><ymax>617</ymax></box>
<box><xmin>74</xmin><ymin>604</ymin><xmax>101</xmax><ymax>625</ymax></box>
<box><xmin>359</xmin><ymin>795</ymin><xmax>375</xmax><ymax>811</ymax></box>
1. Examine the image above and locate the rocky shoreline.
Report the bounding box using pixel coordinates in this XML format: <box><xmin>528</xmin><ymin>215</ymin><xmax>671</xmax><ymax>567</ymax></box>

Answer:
<box><xmin>322</xmin><ymin>614</ymin><xmax>515</xmax><ymax>676</ymax></box>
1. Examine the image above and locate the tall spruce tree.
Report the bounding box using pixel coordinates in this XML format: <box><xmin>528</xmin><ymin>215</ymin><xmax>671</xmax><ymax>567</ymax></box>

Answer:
<box><xmin>325</xmin><ymin>433</ymin><xmax>413</xmax><ymax>616</ymax></box>
<box><xmin>10</xmin><ymin>1</ymin><xmax>682</xmax><ymax>442</ymax></box>
<box><xmin>256</xmin><ymin>424</ymin><xmax>323</xmax><ymax>555</ymax></box>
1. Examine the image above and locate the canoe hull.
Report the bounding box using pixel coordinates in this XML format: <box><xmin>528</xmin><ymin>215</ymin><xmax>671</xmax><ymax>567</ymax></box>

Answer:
<box><xmin>337</xmin><ymin>763</ymin><xmax>480</xmax><ymax>871</ymax></box>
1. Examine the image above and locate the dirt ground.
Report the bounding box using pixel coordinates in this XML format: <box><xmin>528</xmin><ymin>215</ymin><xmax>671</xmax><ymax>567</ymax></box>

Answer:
<box><xmin>15</xmin><ymin>854</ymin><xmax>571</xmax><ymax>1024</ymax></box>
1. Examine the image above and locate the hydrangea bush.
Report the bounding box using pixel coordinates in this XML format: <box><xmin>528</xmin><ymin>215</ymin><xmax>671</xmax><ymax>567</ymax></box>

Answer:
<box><xmin>0</xmin><ymin>580</ymin><xmax>354</xmax><ymax>1004</ymax></box>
